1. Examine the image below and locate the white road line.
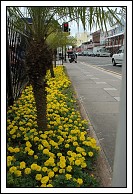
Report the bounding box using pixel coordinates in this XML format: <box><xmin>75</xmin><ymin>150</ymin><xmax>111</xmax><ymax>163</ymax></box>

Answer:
<box><xmin>80</xmin><ymin>62</ymin><xmax>122</xmax><ymax>80</ymax></box>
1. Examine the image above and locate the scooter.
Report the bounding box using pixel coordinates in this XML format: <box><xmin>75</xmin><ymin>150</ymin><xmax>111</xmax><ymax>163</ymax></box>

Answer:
<box><xmin>68</xmin><ymin>55</ymin><xmax>77</xmax><ymax>63</ymax></box>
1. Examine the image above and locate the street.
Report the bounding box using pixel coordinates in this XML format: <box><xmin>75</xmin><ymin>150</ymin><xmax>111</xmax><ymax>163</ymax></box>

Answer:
<box><xmin>64</xmin><ymin>59</ymin><xmax>122</xmax><ymax>173</ymax></box>
<box><xmin>76</xmin><ymin>56</ymin><xmax>122</xmax><ymax>75</ymax></box>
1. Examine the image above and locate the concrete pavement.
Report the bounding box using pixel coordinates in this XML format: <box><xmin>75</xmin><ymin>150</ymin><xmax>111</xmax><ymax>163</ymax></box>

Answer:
<box><xmin>63</xmin><ymin>60</ymin><xmax>122</xmax><ymax>186</ymax></box>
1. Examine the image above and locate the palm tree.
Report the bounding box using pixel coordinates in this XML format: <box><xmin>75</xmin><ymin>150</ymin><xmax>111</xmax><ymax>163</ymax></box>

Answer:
<box><xmin>7</xmin><ymin>6</ymin><xmax>125</xmax><ymax>131</ymax></box>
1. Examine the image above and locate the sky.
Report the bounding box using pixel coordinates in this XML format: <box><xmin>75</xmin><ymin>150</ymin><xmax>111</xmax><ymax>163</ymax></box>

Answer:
<box><xmin>1</xmin><ymin>1</ymin><xmax>132</xmax><ymax>193</ymax></box>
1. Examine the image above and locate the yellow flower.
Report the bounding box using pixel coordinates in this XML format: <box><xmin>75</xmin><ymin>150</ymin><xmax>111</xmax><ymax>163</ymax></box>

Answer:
<box><xmin>9</xmin><ymin>166</ymin><xmax>17</xmax><ymax>173</ymax></box>
<box><xmin>26</xmin><ymin>122</ymin><xmax>32</xmax><ymax>127</ymax></box>
<box><xmin>31</xmin><ymin>163</ymin><xmax>38</xmax><ymax>170</ymax></box>
<box><xmin>40</xmin><ymin>134</ymin><xmax>47</xmax><ymax>139</ymax></box>
<box><xmin>25</xmin><ymin>147</ymin><xmax>30</xmax><ymax>152</ymax></box>
<box><xmin>96</xmin><ymin>146</ymin><xmax>101</xmax><ymax>151</ymax></box>
<box><xmin>71</xmin><ymin>152</ymin><xmax>76</xmax><ymax>157</ymax></box>
<box><xmin>24</xmin><ymin>168</ymin><xmax>31</xmax><ymax>174</ymax></box>
<box><xmin>36</xmin><ymin>165</ymin><xmax>41</xmax><ymax>171</ymax></box>
<box><xmin>9</xmin><ymin>129</ymin><xmax>16</xmax><ymax>135</ymax></box>
<box><xmin>34</xmin><ymin>137</ymin><xmax>39</xmax><ymax>142</ymax></box>
<box><xmin>69</xmin><ymin>157</ymin><xmax>75</xmax><ymax>165</ymax></box>
<box><xmin>40</xmin><ymin>184</ymin><xmax>46</xmax><ymax>187</ymax></box>
<box><xmin>88</xmin><ymin>151</ymin><xmax>94</xmax><ymax>157</ymax></box>
<box><xmin>12</xmin><ymin>135</ymin><xmax>16</xmax><ymax>139</ymax></box>
<box><xmin>28</xmin><ymin>150</ymin><xmax>34</xmax><ymax>156</ymax></box>
<box><xmin>59</xmin><ymin>162</ymin><xmax>66</xmax><ymax>169</ymax></box>
<box><xmin>24</xmin><ymin>137</ymin><xmax>29</xmax><ymax>141</ymax></box>
<box><xmin>43</xmin><ymin>149</ymin><xmax>49</xmax><ymax>155</ymax></box>
<box><xmin>53</xmin><ymin>167</ymin><xmax>58</xmax><ymax>172</ymax></box>
<box><xmin>65</xmin><ymin>174</ymin><xmax>72</xmax><ymax>180</ymax></box>
<box><xmin>59</xmin><ymin>169</ymin><xmax>65</xmax><ymax>174</ymax></box>
<box><xmin>41</xmin><ymin>176</ymin><xmax>49</xmax><ymax>184</ymax></box>
<box><xmin>65</xmin><ymin>144</ymin><xmax>70</xmax><ymax>148</ymax></box>
<box><xmin>38</xmin><ymin>144</ymin><xmax>44</xmax><ymax>150</ymax></box>
<box><xmin>91</xmin><ymin>138</ymin><xmax>96</xmax><ymax>144</ymax></box>
<box><xmin>35</xmin><ymin>174</ymin><xmax>42</xmax><ymax>181</ymax></box>
<box><xmin>77</xmin><ymin>178</ymin><xmax>83</xmax><ymax>185</ymax></box>
<box><xmin>7</xmin><ymin>156</ymin><xmax>13</xmax><ymax>162</ymax></box>
<box><xmin>42</xmin><ymin>167</ymin><xmax>48</xmax><ymax>172</ymax></box>
<box><xmin>80</xmin><ymin>135</ymin><xmax>85</xmax><ymax>141</ymax></box>
<box><xmin>14</xmin><ymin>170</ymin><xmax>21</xmax><ymax>177</ymax></box>
<box><xmin>14</xmin><ymin>147</ymin><xmax>20</xmax><ymax>153</ymax></box>
<box><xmin>20</xmin><ymin>161</ymin><xmax>26</xmax><ymax>169</ymax></box>
<box><xmin>73</xmin><ymin>142</ymin><xmax>78</xmax><ymax>146</ymax></box>
<box><xmin>26</xmin><ymin>141</ymin><xmax>32</xmax><ymax>148</ymax></box>
<box><xmin>48</xmin><ymin>171</ymin><xmax>54</xmax><ymax>178</ymax></box>
<box><xmin>47</xmin><ymin>184</ymin><xmax>53</xmax><ymax>187</ymax></box>
<box><xmin>7</xmin><ymin>161</ymin><xmax>11</xmax><ymax>167</ymax></box>
<box><xmin>66</xmin><ymin>165</ymin><xmax>72</xmax><ymax>172</ymax></box>
<box><xmin>57</xmin><ymin>153</ymin><xmax>62</xmax><ymax>157</ymax></box>
<box><xmin>17</xmin><ymin>133</ymin><xmax>21</xmax><ymax>137</ymax></box>
<box><xmin>34</xmin><ymin>155</ymin><xmax>38</xmax><ymax>159</ymax></box>
<box><xmin>81</xmin><ymin>162</ymin><xmax>87</xmax><ymax>168</ymax></box>
<box><xmin>67</xmin><ymin>151</ymin><xmax>72</xmax><ymax>156</ymax></box>
<box><xmin>82</xmin><ymin>152</ymin><xmax>86</xmax><ymax>156</ymax></box>
<box><xmin>75</xmin><ymin>160</ymin><xmax>81</xmax><ymax>166</ymax></box>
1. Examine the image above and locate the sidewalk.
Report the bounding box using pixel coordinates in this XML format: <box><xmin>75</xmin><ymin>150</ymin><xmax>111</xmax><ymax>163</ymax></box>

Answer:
<box><xmin>64</xmin><ymin>60</ymin><xmax>122</xmax><ymax>186</ymax></box>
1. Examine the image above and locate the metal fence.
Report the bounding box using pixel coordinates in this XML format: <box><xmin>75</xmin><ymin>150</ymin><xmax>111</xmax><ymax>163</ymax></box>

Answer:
<box><xmin>7</xmin><ymin>17</ymin><xmax>29</xmax><ymax>107</ymax></box>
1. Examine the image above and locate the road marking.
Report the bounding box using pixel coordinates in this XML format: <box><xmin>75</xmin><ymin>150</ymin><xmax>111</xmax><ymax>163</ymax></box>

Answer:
<box><xmin>99</xmin><ymin>138</ymin><xmax>105</xmax><ymax>141</ymax></box>
<box><xmin>93</xmin><ymin>65</ymin><xmax>122</xmax><ymax>77</ymax></box>
<box><xmin>90</xmin><ymin>77</ymin><xmax>99</xmax><ymax>79</ymax></box>
<box><xmin>97</xmin><ymin>64</ymin><xmax>113</xmax><ymax>66</ymax></box>
<box><xmin>103</xmin><ymin>88</ymin><xmax>117</xmax><ymax>91</ymax></box>
<box><xmin>80</xmin><ymin>62</ymin><xmax>122</xmax><ymax>79</ymax></box>
<box><xmin>114</xmin><ymin>97</ymin><xmax>120</xmax><ymax>101</ymax></box>
<box><xmin>96</xmin><ymin>82</ymin><xmax>107</xmax><ymax>84</ymax></box>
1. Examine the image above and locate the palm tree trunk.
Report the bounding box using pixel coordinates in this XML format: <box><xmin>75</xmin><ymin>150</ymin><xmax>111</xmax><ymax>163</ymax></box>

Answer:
<box><xmin>32</xmin><ymin>78</ymin><xmax>47</xmax><ymax>131</ymax></box>
<box><xmin>54</xmin><ymin>53</ymin><xmax>56</xmax><ymax>67</ymax></box>
<box><xmin>50</xmin><ymin>64</ymin><xmax>55</xmax><ymax>78</ymax></box>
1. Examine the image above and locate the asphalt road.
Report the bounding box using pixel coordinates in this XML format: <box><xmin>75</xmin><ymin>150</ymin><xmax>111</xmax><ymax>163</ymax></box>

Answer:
<box><xmin>76</xmin><ymin>56</ymin><xmax>122</xmax><ymax>75</ymax></box>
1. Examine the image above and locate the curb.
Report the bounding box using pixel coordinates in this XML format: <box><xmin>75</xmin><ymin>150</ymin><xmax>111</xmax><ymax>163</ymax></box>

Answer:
<box><xmin>65</xmin><ymin>66</ymin><xmax>113</xmax><ymax>187</ymax></box>
<box><xmin>76</xmin><ymin>95</ymin><xmax>112</xmax><ymax>187</ymax></box>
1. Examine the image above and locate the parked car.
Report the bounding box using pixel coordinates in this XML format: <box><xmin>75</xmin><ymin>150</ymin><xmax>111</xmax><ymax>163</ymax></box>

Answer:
<box><xmin>82</xmin><ymin>50</ymin><xmax>88</xmax><ymax>56</ymax></box>
<box><xmin>87</xmin><ymin>49</ymin><xmax>94</xmax><ymax>56</ymax></box>
<box><xmin>97</xmin><ymin>48</ymin><xmax>111</xmax><ymax>57</ymax></box>
<box><xmin>112</xmin><ymin>46</ymin><xmax>124</xmax><ymax>66</ymax></box>
<box><xmin>77</xmin><ymin>52</ymin><xmax>83</xmax><ymax>56</ymax></box>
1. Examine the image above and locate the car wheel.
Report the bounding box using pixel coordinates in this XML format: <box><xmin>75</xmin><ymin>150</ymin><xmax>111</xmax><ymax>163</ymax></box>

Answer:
<box><xmin>112</xmin><ymin>59</ymin><xmax>116</xmax><ymax>66</ymax></box>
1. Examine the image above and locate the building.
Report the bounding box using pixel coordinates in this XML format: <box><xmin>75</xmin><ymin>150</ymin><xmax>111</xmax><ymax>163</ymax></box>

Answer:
<box><xmin>91</xmin><ymin>30</ymin><xmax>101</xmax><ymax>45</ymax></box>
<box><xmin>75</xmin><ymin>31</ymin><xmax>91</xmax><ymax>47</ymax></box>
<box><xmin>105</xmin><ymin>16</ymin><xmax>126</xmax><ymax>54</ymax></box>
<box><xmin>105</xmin><ymin>25</ymin><xmax>125</xmax><ymax>54</ymax></box>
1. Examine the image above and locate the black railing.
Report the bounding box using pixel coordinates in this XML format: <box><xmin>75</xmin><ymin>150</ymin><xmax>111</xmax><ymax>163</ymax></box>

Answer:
<box><xmin>7</xmin><ymin>17</ymin><xmax>29</xmax><ymax>107</ymax></box>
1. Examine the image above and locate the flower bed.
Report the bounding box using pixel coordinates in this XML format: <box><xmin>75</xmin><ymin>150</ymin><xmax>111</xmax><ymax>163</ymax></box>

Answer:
<box><xmin>7</xmin><ymin>66</ymin><xmax>100</xmax><ymax>187</ymax></box>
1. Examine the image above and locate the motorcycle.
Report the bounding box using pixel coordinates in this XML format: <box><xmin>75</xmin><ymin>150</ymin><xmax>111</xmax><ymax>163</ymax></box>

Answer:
<box><xmin>68</xmin><ymin>53</ymin><xmax>77</xmax><ymax>63</ymax></box>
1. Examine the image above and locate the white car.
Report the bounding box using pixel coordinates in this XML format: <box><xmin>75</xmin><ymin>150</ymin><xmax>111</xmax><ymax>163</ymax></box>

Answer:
<box><xmin>112</xmin><ymin>46</ymin><xmax>124</xmax><ymax>66</ymax></box>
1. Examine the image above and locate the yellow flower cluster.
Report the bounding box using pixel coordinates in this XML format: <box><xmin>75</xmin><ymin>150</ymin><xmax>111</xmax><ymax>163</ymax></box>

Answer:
<box><xmin>7</xmin><ymin>66</ymin><xmax>100</xmax><ymax>187</ymax></box>
<box><xmin>31</xmin><ymin>163</ymin><xmax>41</xmax><ymax>171</ymax></box>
